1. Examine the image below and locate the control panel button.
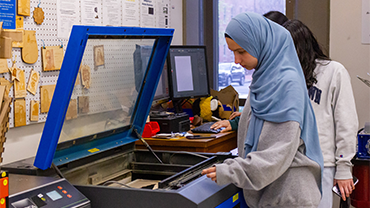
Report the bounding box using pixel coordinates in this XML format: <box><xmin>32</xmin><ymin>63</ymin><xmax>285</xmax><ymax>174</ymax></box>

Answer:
<box><xmin>67</xmin><ymin>194</ymin><xmax>72</xmax><ymax>198</ymax></box>
<box><xmin>57</xmin><ymin>186</ymin><xmax>63</xmax><ymax>190</ymax></box>
<box><xmin>62</xmin><ymin>190</ymin><xmax>67</xmax><ymax>194</ymax></box>
<box><xmin>32</xmin><ymin>195</ymin><xmax>47</xmax><ymax>207</ymax></box>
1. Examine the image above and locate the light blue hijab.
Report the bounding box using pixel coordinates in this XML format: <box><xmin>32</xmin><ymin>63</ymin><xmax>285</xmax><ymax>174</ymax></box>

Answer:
<box><xmin>226</xmin><ymin>13</ymin><xmax>323</xmax><ymax>172</ymax></box>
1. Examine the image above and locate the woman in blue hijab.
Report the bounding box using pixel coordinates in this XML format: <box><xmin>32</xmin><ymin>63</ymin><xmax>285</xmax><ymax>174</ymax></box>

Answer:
<box><xmin>202</xmin><ymin>12</ymin><xmax>324</xmax><ymax>207</ymax></box>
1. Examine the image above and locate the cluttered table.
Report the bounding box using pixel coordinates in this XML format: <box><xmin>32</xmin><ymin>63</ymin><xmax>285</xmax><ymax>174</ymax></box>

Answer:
<box><xmin>135</xmin><ymin>130</ymin><xmax>237</xmax><ymax>153</ymax></box>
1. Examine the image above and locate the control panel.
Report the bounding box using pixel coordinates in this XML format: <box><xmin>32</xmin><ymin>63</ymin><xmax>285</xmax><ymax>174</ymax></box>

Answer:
<box><xmin>9</xmin><ymin>175</ymin><xmax>90</xmax><ymax>208</ymax></box>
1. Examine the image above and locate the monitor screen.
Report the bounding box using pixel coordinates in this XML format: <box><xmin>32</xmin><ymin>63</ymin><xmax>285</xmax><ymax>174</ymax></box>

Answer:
<box><xmin>153</xmin><ymin>61</ymin><xmax>169</xmax><ymax>102</ymax></box>
<box><xmin>167</xmin><ymin>46</ymin><xmax>210</xmax><ymax>100</ymax></box>
<box><xmin>133</xmin><ymin>44</ymin><xmax>169</xmax><ymax>103</ymax></box>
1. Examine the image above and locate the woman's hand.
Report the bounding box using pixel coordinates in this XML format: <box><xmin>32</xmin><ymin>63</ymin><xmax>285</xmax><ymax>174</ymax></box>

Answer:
<box><xmin>229</xmin><ymin>112</ymin><xmax>241</xmax><ymax>120</ymax></box>
<box><xmin>211</xmin><ymin>120</ymin><xmax>232</xmax><ymax>133</ymax></box>
<box><xmin>334</xmin><ymin>179</ymin><xmax>355</xmax><ymax>201</ymax></box>
<box><xmin>201</xmin><ymin>166</ymin><xmax>217</xmax><ymax>182</ymax></box>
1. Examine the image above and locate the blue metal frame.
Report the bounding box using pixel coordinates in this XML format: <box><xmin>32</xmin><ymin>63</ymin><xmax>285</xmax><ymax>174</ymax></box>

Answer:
<box><xmin>34</xmin><ymin>25</ymin><xmax>173</xmax><ymax>170</ymax></box>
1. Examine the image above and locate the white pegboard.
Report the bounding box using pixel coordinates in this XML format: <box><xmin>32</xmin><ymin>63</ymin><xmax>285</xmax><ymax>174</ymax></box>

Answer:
<box><xmin>7</xmin><ymin>0</ymin><xmax>64</xmax><ymax>127</ymax></box>
<box><xmin>7</xmin><ymin>0</ymin><xmax>171</xmax><ymax>128</ymax></box>
<box><xmin>71</xmin><ymin>39</ymin><xmax>156</xmax><ymax>115</ymax></box>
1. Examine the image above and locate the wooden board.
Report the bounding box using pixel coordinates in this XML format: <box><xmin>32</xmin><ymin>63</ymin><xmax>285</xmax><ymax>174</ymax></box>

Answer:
<box><xmin>41</xmin><ymin>46</ymin><xmax>64</xmax><ymax>71</ymax></box>
<box><xmin>18</xmin><ymin>0</ymin><xmax>31</xmax><ymax>16</ymax></box>
<box><xmin>40</xmin><ymin>85</ymin><xmax>55</xmax><ymax>113</ymax></box>
<box><xmin>65</xmin><ymin>99</ymin><xmax>77</xmax><ymax>120</ymax></box>
<box><xmin>0</xmin><ymin>85</ymin><xmax>5</xmax><ymax>111</ymax></box>
<box><xmin>29</xmin><ymin>100</ymin><xmax>39</xmax><ymax>121</ymax></box>
<box><xmin>14</xmin><ymin>69</ymin><xmax>27</xmax><ymax>98</ymax></box>
<box><xmin>0</xmin><ymin>37</ymin><xmax>12</xmax><ymax>59</ymax></box>
<box><xmin>14</xmin><ymin>98</ymin><xmax>26</xmax><ymax>127</ymax></box>
<box><xmin>2</xmin><ymin>29</ymin><xmax>24</xmax><ymax>48</ymax></box>
<box><xmin>0</xmin><ymin>59</ymin><xmax>8</xmax><ymax>73</ymax></box>
<box><xmin>22</xmin><ymin>30</ymin><xmax>38</xmax><ymax>64</ymax></box>
<box><xmin>26</xmin><ymin>70</ymin><xmax>39</xmax><ymax>95</ymax></box>
<box><xmin>94</xmin><ymin>45</ymin><xmax>105</xmax><ymax>68</ymax></box>
<box><xmin>80</xmin><ymin>65</ymin><xmax>91</xmax><ymax>89</ymax></box>
<box><xmin>78</xmin><ymin>96</ymin><xmax>89</xmax><ymax>114</ymax></box>
<box><xmin>16</xmin><ymin>16</ymin><xmax>24</xmax><ymax>29</ymax></box>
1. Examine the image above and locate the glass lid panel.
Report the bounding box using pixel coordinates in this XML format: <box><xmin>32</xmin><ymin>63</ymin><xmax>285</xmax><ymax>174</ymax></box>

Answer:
<box><xmin>58</xmin><ymin>37</ymin><xmax>156</xmax><ymax>143</ymax></box>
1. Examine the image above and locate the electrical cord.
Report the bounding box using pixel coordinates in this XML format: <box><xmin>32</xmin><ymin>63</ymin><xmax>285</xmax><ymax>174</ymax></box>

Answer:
<box><xmin>52</xmin><ymin>163</ymin><xmax>65</xmax><ymax>179</ymax></box>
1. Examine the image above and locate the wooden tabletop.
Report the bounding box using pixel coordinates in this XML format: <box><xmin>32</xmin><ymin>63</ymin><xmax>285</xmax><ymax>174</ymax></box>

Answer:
<box><xmin>135</xmin><ymin>131</ymin><xmax>237</xmax><ymax>153</ymax></box>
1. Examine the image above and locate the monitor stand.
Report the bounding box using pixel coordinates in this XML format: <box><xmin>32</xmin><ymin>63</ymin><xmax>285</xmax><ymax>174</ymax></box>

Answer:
<box><xmin>172</xmin><ymin>99</ymin><xmax>185</xmax><ymax>114</ymax></box>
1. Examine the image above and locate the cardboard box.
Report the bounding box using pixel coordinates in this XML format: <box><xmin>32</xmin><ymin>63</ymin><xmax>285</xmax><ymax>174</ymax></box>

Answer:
<box><xmin>210</xmin><ymin>86</ymin><xmax>239</xmax><ymax>119</ymax></box>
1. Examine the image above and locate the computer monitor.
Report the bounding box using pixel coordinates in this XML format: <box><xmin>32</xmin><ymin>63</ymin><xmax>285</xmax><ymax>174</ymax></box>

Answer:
<box><xmin>167</xmin><ymin>46</ymin><xmax>210</xmax><ymax>100</ymax></box>
<box><xmin>153</xmin><ymin>61</ymin><xmax>170</xmax><ymax>103</ymax></box>
<box><xmin>133</xmin><ymin>44</ymin><xmax>170</xmax><ymax>104</ymax></box>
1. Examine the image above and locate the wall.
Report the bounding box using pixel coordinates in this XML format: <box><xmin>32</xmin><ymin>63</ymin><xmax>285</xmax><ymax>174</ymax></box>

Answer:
<box><xmin>2</xmin><ymin>0</ymin><xmax>183</xmax><ymax>165</ymax></box>
<box><xmin>330</xmin><ymin>0</ymin><xmax>370</xmax><ymax>129</ymax></box>
<box><xmin>287</xmin><ymin>0</ymin><xmax>330</xmax><ymax>56</ymax></box>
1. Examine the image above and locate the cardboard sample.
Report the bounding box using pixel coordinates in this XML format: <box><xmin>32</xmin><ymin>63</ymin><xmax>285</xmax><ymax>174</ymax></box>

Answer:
<box><xmin>14</xmin><ymin>69</ymin><xmax>26</xmax><ymax>98</ymax></box>
<box><xmin>0</xmin><ymin>59</ymin><xmax>8</xmax><ymax>73</ymax></box>
<box><xmin>0</xmin><ymin>36</ymin><xmax>12</xmax><ymax>59</ymax></box>
<box><xmin>2</xmin><ymin>29</ymin><xmax>24</xmax><ymax>48</ymax></box>
<box><xmin>40</xmin><ymin>85</ymin><xmax>55</xmax><ymax>113</ymax></box>
<box><xmin>42</xmin><ymin>46</ymin><xmax>64</xmax><ymax>71</ymax></box>
<box><xmin>14</xmin><ymin>98</ymin><xmax>26</xmax><ymax>127</ymax></box>
<box><xmin>210</xmin><ymin>85</ymin><xmax>239</xmax><ymax>119</ymax></box>
<box><xmin>22</xmin><ymin>30</ymin><xmax>38</xmax><ymax>64</ymax></box>
<box><xmin>27</xmin><ymin>70</ymin><xmax>39</xmax><ymax>95</ymax></box>
<box><xmin>29</xmin><ymin>100</ymin><xmax>39</xmax><ymax>121</ymax></box>
<box><xmin>65</xmin><ymin>99</ymin><xmax>77</xmax><ymax>120</ymax></box>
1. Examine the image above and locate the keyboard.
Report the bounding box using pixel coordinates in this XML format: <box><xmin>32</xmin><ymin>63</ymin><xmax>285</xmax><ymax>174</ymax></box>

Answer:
<box><xmin>191</xmin><ymin>122</ymin><xmax>224</xmax><ymax>134</ymax></box>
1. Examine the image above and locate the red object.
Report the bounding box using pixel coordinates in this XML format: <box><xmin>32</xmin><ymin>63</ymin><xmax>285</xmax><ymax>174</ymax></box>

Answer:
<box><xmin>0</xmin><ymin>171</ymin><xmax>8</xmax><ymax>208</ymax></box>
<box><xmin>351</xmin><ymin>159</ymin><xmax>370</xmax><ymax>208</ymax></box>
<box><xmin>142</xmin><ymin>122</ymin><xmax>160</xmax><ymax>138</ymax></box>
<box><xmin>189</xmin><ymin>117</ymin><xmax>194</xmax><ymax>123</ymax></box>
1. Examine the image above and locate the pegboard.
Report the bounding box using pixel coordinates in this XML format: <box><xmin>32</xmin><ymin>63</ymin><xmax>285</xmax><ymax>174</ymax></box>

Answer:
<box><xmin>6</xmin><ymin>0</ymin><xmax>172</xmax><ymax>128</ymax></box>
<box><xmin>72</xmin><ymin>38</ymin><xmax>156</xmax><ymax>114</ymax></box>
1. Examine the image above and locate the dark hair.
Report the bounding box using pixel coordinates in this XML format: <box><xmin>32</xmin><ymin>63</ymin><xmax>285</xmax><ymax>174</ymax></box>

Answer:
<box><xmin>263</xmin><ymin>11</ymin><xmax>288</xmax><ymax>25</ymax></box>
<box><xmin>225</xmin><ymin>33</ymin><xmax>232</xmax><ymax>39</ymax></box>
<box><xmin>283</xmin><ymin>19</ymin><xmax>330</xmax><ymax>89</ymax></box>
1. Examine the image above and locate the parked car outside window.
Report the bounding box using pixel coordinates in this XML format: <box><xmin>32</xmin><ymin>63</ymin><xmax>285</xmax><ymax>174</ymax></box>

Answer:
<box><xmin>218</xmin><ymin>63</ymin><xmax>246</xmax><ymax>86</ymax></box>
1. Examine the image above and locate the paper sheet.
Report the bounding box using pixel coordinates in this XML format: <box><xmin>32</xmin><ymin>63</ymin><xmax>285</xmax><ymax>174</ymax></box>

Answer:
<box><xmin>81</xmin><ymin>0</ymin><xmax>102</xmax><ymax>25</ymax></box>
<box><xmin>102</xmin><ymin>0</ymin><xmax>122</xmax><ymax>26</ymax></box>
<box><xmin>140</xmin><ymin>0</ymin><xmax>155</xmax><ymax>27</ymax></box>
<box><xmin>57</xmin><ymin>0</ymin><xmax>80</xmax><ymax>39</ymax></box>
<box><xmin>156</xmin><ymin>0</ymin><xmax>169</xmax><ymax>28</ymax></box>
<box><xmin>122</xmin><ymin>0</ymin><xmax>140</xmax><ymax>26</ymax></box>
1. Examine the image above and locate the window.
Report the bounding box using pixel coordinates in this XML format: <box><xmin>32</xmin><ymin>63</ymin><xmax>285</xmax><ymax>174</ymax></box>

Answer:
<box><xmin>217</xmin><ymin>0</ymin><xmax>285</xmax><ymax>99</ymax></box>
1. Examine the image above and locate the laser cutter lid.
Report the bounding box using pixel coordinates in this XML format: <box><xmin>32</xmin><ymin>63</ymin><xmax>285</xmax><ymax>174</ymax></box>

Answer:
<box><xmin>33</xmin><ymin>25</ymin><xmax>173</xmax><ymax>170</ymax></box>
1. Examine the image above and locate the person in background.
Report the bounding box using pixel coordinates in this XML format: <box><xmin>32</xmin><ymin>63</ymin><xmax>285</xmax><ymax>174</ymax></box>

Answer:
<box><xmin>284</xmin><ymin>19</ymin><xmax>358</xmax><ymax>207</ymax></box>
<box><xmin>263</xmin><ymin>11</ymin><xmax>288</xmax><ymax>25</ymax></box>
<box><xmin>202</xmin><ymin>12</ymin><xmax>324</xmax><ymax>207</ymax></box>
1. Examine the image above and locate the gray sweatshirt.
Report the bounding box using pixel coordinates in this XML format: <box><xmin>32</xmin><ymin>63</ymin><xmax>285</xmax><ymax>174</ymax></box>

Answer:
<box><xmin>215</xmin><ymin>99</ymin><xmax>322</xmax><ymax>208</ymax></box>
<box><xmin>309</xmin><ymin>60</ymin><xmax>357</xmax><ymax>179</ymax></box>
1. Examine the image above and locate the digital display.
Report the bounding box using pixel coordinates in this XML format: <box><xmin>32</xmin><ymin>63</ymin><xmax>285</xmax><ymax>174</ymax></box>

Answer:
<box><xmin>46</xmin><ymin>190</ymin><xmax>62</xmax><ymax>201</ymax></box>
